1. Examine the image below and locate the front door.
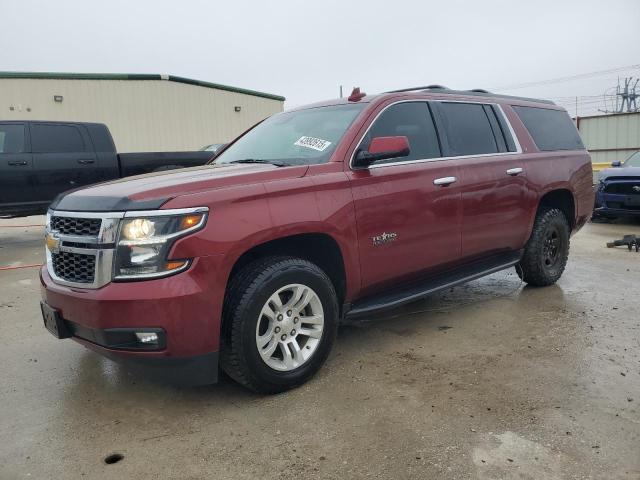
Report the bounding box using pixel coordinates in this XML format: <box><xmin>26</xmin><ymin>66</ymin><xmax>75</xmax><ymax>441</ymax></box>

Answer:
<box><xmin>0</xmin><ymin>123</ymin><xmax>34</xmax><ymax>212</ymax></box>
<box><xmin>347</xmin><ymin>101</ymin><xmax>462</xmax><ymax>296</ymax></box>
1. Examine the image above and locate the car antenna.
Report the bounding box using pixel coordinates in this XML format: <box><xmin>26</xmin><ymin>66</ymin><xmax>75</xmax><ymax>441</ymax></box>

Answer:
<box><xmin>348</xmin><ymin>87</ymin><xmax>366</xmax><ymax>102</ymax></box>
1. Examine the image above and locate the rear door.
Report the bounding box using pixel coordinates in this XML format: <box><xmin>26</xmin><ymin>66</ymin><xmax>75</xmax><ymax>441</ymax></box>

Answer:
<box><xmin>431</xmin><ymin>101</ymin><xmax>530</xmax><ymax>260</ymax></box>
<box><xmin>347</xmin><ymin>101</ymin><xmax>462</xmax><ymax>296</ymax></box>
<box><xmin>30</xmin><ymin>123</ymin><xmax>100</xmax><ymax>204</ymax></box>
<box><xmin>0</xmin><ymin>123</ymin><xmax>34</xmax><ymax>211</ymax></box>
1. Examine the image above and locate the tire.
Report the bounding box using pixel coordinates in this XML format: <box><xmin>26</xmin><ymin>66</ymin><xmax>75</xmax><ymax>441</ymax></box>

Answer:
<box><xmin>516</xmin><ymin>207</ymin><xmax>570</xmax><ymax>287</ymax></box>
<box><xmin>220</xmin><ymin>256</ymin><xmax>339</xmax><ymax>394</ymax></box>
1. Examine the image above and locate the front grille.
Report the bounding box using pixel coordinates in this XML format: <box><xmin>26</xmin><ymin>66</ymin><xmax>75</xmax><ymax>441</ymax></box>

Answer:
<box><xmin>604</xmin><ymin>181</ymin><xmax>640</xmax><ymax>195</ymax></box>
<box><xmin>51</xmin><ymin>251</ymin><xmax>96</xmax><ymax>284</ymax></box>
<box><xmin>51</xmin><ymin>216</ymin><xmax>101</xmax><ymax>236</ymax></box>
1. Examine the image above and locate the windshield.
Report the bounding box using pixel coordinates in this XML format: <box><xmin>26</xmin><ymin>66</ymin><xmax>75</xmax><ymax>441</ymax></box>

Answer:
<box><xmin>624</xmin><ymin>151</ymin><xmax>640</xmax><ymax>167</ymax></box>
<box><xmin>215</xmin><ymin>104</ymin><xmax>365</xmax><ymax>166</ymax></box>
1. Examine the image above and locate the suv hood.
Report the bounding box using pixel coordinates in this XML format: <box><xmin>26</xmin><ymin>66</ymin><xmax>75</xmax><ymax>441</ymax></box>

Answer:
<box><xmin>598</xmin><ymin>166</ymin><xmax>640</xmax><ymax>181</ymax></box>
<box><xmin>50</xmin><ymin>163</ymin><xmax>309</xmax><ymax>212</ymax></box>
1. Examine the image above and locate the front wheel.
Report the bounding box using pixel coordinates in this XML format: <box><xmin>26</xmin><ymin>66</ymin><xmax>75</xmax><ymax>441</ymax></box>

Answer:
<box><xmin>517</xmin><ymin>207</ymin><xmax>570</xmax><ymax>287</ymax></box>
<box><xmin>221</xmin><ymin>256</ymin><xmax>339</xmax><ymax>394</ymax></box>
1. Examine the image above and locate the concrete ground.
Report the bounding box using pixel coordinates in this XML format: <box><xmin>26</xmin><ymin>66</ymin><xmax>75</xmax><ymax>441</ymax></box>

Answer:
<box><xmin>0</xmin><ymin>215</ymin><xmax>638</xmax><ymax>480</ymax></box>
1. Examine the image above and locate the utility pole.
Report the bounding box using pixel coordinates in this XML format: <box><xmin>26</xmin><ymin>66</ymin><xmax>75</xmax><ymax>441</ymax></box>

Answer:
<box><xmin>339</xmin><ymin>85</ymin><xmax>343</xmax><ymax>98</ymax></box>
<box><xmin>616</xmin><ymin>77</ymin><xmax>639</xmax><ymax>113</ymax></box>
<box><xmin>599</xmin><ymin>77</ymin><xmax>640</xmax><ymax>114</ymax></box>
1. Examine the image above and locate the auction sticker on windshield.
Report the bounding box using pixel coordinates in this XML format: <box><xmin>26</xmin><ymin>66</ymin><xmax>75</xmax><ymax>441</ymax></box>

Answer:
<box><xmin>294</xmin><ymin>136</ymin><xmax>332</xmax><ymax>152</ymax></box>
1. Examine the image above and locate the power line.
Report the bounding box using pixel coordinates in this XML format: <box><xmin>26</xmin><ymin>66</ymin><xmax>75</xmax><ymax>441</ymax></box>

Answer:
<box><xmin>556</xmin><ymin>98</ymin><xmax>612</xmax><ymax>105</ymax></box>
<box><xmin>491</xmin><ymin>64</ymin><xmax>640</xmax><ymax>91</ymax></box>
<box><xmin>545</xmin><ymin>94</ymin><xmax>617</xmax><ymax>100</ymax></box>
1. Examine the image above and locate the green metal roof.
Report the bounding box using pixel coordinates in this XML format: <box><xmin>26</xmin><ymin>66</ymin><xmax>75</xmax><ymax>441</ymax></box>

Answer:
<box><xmin>0</xmin><ymin>71</ymin><xmax>285</xmax><ymax>102</ymax></box>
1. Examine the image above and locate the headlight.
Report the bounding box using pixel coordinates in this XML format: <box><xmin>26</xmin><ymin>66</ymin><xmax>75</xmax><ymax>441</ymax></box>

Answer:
<box><xmin>114</xmin><ymin>208</ymin><xmax>208</xmax><ymax>280</ymax></box>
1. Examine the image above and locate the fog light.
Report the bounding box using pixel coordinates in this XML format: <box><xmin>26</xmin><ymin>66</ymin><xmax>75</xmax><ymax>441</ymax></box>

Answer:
<box><xmin>135</xmin><ymin>332</ymin><xmax>159</xmax><ymax>344</ymax></box>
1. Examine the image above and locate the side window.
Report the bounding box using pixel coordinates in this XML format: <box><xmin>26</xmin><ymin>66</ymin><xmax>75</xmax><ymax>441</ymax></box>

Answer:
<box><xmin>513</xmin><ymin>106</ymin><xmax>584</xmax><ymax>151</ymax></box>
<box><xmin>0</xmin><ymin>124</ymin><xmax>26</xmax><ymax>154</ymax></box>
<box><xmin>492</xmin><ymin>106</ymin><xmax>518</xmax><ymax>152</ymax></box>
<box><xmin>436</xmin><ymin>102</ymin><xmax>499</xmax><ymax>156</ymax></box>
<box><xmin>483</xmin><ymin>105</ymin><xmax>508</xmax><ymax>152</ymax></box>
<box><xmin>361</xmin><ymin>102</ymin><xmax>441</xmax><ymax>163</ymax></box>
<box><xmin>31</xmin><ymin>124</ymin><xmax>86</xmax><ymax>153</ymax></box>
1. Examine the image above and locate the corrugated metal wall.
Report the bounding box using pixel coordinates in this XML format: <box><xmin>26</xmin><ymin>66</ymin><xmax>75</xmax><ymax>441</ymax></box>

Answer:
<box><xmin>577</xmin><ymin>112</ymin><xmax>640</xmax><ymax>165</ymax></box>
<box><xmin>0</xmin><ymin>78</ymin><xmax>284</xmax><ymax>152</ymax></box>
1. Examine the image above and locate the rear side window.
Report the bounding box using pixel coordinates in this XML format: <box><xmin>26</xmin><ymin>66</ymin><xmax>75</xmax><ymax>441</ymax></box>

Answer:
<box><xmin>513</xmin><ymin>106</ymin><xmax>584</xmax><ymax>151</ymax></box>
<box><xmin>85</xmin><ymin>124</ymin><xmax>115</xmax><ymax>152</ymax></box>
<box><xmin>436</xmin><ymin>102</ymin><xmax>499</xmax><ymax>156</ymax></box>
<box><xmin>0</xmin><ymin>124</ymin><xmax>26</xmax><ymax>154</ymax></box>
<box><xmin>31</xmin><ymin>124</ymin><xmax>85</xmax><ymax>153</ymax></box>
<box><xmin>362</xmin><ymin>102</ymin><xmax>441</xmax><ymax>163</ymax></box>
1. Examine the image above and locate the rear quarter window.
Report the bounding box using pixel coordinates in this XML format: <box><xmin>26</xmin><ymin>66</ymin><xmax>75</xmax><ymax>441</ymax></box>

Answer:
<box><xmin>85</xmin><ymin>124</ymin><xmax>115</xmax><ymax>152</ymax></box>
<box><xmin>513</xmin><ymin>106</ymin><xmax>584</xmax><ymax>151</ymax></box>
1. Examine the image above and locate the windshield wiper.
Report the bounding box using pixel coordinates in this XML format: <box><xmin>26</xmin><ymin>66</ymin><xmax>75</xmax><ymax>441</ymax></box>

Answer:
<box><xmin>228</xmin><ymin>159</ymin><xmax>288</xmax><ymax>167</ymax></box>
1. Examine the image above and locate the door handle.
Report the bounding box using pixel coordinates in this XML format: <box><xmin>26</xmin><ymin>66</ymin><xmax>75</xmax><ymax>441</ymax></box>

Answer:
<box><xmin>433</xmin><ymin>176</ymin><xmax>457</xmax><ymax>186</ymax></box>
<box><xmin>77</xmin><ymin>159</ymin><xmax>95</xmax><ymax>165</ymax></box>
<box><xmin>506</xmin><ymin>167</ymin><xmax>524</xmax><ymax>176</ymax></box>
<box><xmin>7</xmin><ymin>160</ymin><xmax>28</xmax><ymax>166</ymax></box>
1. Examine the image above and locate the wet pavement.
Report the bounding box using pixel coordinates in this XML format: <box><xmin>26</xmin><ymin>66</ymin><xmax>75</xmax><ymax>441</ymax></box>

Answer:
<box><xmin>0</xmin><ymin>216</ymin><xmax>639</xmax><ymax>479</ymax></box>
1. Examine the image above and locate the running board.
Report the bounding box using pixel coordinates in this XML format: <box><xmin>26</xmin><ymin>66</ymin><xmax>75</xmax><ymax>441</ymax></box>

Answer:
<box><xmin>344</xmin><ymin>250</ymin><xmax>522</xmax><ymax>319</ymax></box>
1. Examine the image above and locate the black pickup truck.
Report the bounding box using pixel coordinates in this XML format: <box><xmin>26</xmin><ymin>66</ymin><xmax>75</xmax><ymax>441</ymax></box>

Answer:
<box><xmin>0</xmin><ymin>121</ymin><xmax>216</xmax><ymax>216</ymax></box>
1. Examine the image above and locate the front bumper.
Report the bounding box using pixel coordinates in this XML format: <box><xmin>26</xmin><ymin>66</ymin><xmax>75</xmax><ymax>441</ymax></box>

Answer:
<box><xmin>595</xmin><ymin>191</ymin><xmax>640</xmax><ymax>217</ymax></box>
<box><xmin>40</xmin><ymin>254</ymin><xmax>226</xmax><ymax>386</ymax></box>
<box><xmin>595</xmin><ymin>206</ymin><xmax>640</xmax><ymax>217</ymax></box>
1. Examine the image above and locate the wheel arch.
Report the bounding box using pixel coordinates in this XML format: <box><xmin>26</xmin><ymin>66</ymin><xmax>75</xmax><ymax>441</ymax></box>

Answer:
<box><xmin>538</xmin><ymin>188</ymin><xmax>576</xmax><ymax>231</ymax></box>
<box><xmin>224</xmin><ymin>232</ymin><xmax>348</xmax><ymax>311</ymax></box>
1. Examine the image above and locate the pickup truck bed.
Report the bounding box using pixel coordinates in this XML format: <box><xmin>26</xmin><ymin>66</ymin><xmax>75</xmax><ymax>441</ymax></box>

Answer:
<box><xmin>0</xmin><ymin>121</ymin><xmax>214</xmax><ymax>216</ymax></box>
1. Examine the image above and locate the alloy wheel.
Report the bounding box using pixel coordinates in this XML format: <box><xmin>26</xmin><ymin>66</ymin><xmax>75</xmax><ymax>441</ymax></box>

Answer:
<box><xmin>255</xmin><ymin>283</ymin><xmax>324</xmax><ymax>371</ymax></box>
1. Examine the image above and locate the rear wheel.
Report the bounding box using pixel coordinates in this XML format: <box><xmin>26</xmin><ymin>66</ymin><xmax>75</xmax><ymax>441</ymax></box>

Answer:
<box><xmin>221</xmin><ymin>256</ymin><xmax>339</xmax><ymax>394</ymax></box>
<box><xmin>517</xmin><ymin>207</ymin><xmax>570</xmax><ymax>287</ymax></box>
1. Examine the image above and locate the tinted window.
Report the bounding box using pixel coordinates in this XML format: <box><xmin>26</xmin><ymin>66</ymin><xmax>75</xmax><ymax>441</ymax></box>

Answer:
<box><xmin>362</xmin><ymin>102</ymin><xmax>440</xmax><ymax>163</ymax></box>
<box><xmin>437</xmin><ymin>102</ymin><xmax>498</xmax><ymax>156</ymax></box>
<box><xmin>483</xmin><ymin>105</ymin><xmax>507</xmax><ymax>152</ymax></box>
<box><xmin>493</xmin><ymin>106</ymin><xmax>517</xmax><ymax>152</ymax></box>
<box><xmin>85</xmin><ymin>124</ymin><xmax>115</xmax><ymax>152</ymax></box>
<box><xmin>31</xmin><ymin>124</ymin><xmax>85</xmax><ymax>153</ymax></box>
<box><xmin>0</xmin><ymin>124</ymin><xmax>26</xmax><ymax>154</ymax></box>
<box><xmin>513</xmin><ymin>106</ymin><xmax>584</xmax><ymax>151</ymax></box>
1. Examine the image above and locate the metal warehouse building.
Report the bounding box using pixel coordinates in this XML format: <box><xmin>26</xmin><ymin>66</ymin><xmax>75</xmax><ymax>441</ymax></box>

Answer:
<box><xmin>0</xmin><ymin>72</ymin><xmax>285</xmax><ymax>152</ymax></box>
<box><xmin>577</xmin><ymin>112</ymin><xmax>640</xmax><ymax>166</ymax></box>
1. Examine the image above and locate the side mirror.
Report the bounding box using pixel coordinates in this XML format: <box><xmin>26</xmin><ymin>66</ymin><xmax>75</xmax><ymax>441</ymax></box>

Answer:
<box><xmin>354</xmin><ymin>136</ymin><xmax>410</xmax><ymax>167</ymax></box>
<box><xmin>611</xmin><ymin>160</ymin><xmax>622</xmax><ymax>167</ymax></box>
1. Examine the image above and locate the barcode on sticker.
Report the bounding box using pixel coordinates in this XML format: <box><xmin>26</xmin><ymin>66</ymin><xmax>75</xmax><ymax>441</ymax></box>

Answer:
<box><xmin>294</xmin><ymin>136</ymin><xmax>332</xmax><ymax>152</ymax></box>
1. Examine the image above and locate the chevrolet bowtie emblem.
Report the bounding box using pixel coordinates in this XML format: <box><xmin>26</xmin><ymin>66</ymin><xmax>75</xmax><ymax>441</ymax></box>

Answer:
<box><xmin>45</xmin><ymin>232</ymin><xmax>61</xmax><ymax>253</ymax></box>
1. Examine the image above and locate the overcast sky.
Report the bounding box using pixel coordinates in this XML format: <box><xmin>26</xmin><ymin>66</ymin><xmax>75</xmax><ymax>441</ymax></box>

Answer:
<box><xmin>2</xmin><ymin>0</ymin><xmax>639</xmax><ymax>115</ymax></box>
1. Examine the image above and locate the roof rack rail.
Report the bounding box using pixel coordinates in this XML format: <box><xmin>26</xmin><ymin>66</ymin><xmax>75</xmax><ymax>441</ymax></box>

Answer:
<box><xmin>386</xmin><ymin>85</ymin><xmax>449</xmax><ymax>93</ymax></box>
<box><xmin>383</xmin><ymin>85</ymin><xmax>555</xmax><ymax>105</ymax></box>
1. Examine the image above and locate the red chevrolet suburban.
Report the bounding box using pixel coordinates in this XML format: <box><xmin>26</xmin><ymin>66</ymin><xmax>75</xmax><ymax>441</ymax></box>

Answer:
<box><xmin>40</xmin><ymin>86</ymin><xmax>594</xmax><ymax>393</ymax></box>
